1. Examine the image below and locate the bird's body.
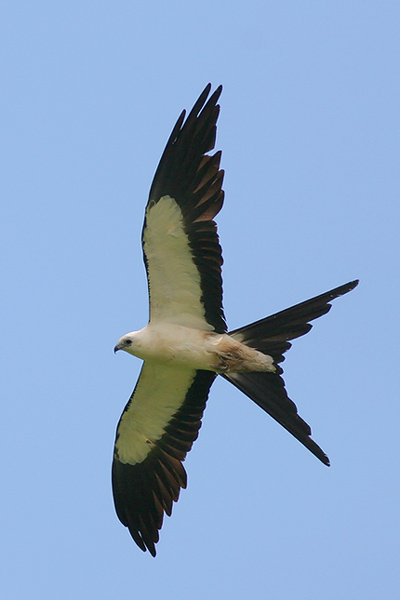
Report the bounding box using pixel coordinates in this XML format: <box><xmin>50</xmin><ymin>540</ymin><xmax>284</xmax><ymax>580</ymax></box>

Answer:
<box><xmin>115</xmin><ymin>322</ymin><xmax>276</xmax><ymax>373</ymax></box>
<box><xmin>112</xmin><ymin>84</ymin><xmax>358</xmax><ymax>556</ymax></box>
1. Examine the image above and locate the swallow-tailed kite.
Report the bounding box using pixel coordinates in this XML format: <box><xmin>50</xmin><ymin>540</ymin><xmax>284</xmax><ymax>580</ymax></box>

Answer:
<box><xmin>112</xmin><ymin>84</ymin><xmax>358</xmax><ymax>556</ymax></box>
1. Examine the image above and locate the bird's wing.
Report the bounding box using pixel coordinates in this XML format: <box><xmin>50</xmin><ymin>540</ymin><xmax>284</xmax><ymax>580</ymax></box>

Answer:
<box><xmin>112</xmin><ymin>362</ymin><xmax>216</xmax><ymax>556</ymax></box>
<box><xmin>141</xmin><ymin>84</ymin><xmax>226</xmax><ymax>333</ymax></box>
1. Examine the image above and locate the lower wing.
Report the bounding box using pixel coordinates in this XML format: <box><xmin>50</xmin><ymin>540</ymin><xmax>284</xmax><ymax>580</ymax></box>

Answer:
<box><xmin>112</xmin><ymin>362</ymin><xmax>216</xmax><ymax>556</ymax></box>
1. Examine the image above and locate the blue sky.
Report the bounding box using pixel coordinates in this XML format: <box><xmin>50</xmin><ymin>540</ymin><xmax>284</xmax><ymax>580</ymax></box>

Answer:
<box><xmin>1</xmin><ymin>2</ymin><xmax>399</xmax><ymax>598</ymax></box>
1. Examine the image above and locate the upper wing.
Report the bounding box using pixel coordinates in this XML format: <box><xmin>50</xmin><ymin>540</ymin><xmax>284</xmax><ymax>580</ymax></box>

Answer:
<box><xmin>142</xmin><ymin>84</ymin><xmax>226</xmax><ymax>333</ymax></box>
<box><xmin>112</xmin><ymin>362</ymin><xmax>216</xmax><ymax>556</ymax></box>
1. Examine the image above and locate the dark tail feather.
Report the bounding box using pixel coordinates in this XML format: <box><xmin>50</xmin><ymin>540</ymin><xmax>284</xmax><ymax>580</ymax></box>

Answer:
<box><xmin>222</xmin><ymin>371</ymin><xmax>330</xmax><ymax>465</ymax></box>
<box><xmin>229</xmin><ymin>280</ymin><xmax>359</xmax><ymax>361</ymax></box>
<box><xmin>224</xmin><ymin>280</ymin><xmax>359</xmax><ymax>465</ymax></box>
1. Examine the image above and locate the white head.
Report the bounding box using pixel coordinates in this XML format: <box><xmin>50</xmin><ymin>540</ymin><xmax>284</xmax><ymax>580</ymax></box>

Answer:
<box><xmin>113</xmin><ymin>332</ymin><xmax>138</xmax><ymax>356</ymax></box>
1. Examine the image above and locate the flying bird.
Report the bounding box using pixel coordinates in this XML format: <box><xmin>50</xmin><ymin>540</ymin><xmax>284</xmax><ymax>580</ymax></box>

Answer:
<box><xmin>112</xmin><ymin>84</ymin><xmax>358</xmax><ymax>556</ymax></box>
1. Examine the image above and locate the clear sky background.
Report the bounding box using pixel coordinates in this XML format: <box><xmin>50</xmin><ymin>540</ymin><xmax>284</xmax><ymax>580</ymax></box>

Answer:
<box><xmin>1</xmin><ymin>2</ymin><xmax>399</xmax><ymax>599</ymax></box>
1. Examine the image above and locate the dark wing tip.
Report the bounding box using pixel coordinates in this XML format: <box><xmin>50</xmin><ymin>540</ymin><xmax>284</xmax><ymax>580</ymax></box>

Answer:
<box><xmin>148</xmin><ymin>84</ymin><xmax>223</xmax><ymax>205</ymax></box>
<box><xmin>112</xmin><ymin>449</ymin><xmax>185</xmax><ymax>557</ymax></box>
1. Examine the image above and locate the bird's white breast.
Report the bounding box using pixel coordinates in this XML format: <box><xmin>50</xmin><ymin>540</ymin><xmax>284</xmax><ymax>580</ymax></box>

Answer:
<box><xmin>127</xmin><ymin>323</ymin><xmax>220</xmax><ymax>370</ymax></box>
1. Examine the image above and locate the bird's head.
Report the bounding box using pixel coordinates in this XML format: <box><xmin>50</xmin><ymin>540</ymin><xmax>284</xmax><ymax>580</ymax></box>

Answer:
<box><xmin>114</xmin><ymin>333</ymin><xmax>136</xmax><ymax>355</ymax></box>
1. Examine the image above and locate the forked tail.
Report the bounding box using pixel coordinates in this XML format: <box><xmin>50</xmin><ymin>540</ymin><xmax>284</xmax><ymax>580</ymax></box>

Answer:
<box><xmin>223</xmin><ymin>280</ymin><xmax>358</xmax><ymax>465</ymax></box>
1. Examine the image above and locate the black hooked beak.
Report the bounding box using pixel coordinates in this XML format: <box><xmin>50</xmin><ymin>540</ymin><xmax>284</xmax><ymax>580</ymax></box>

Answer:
<box><xmin>114</xmin><ymin>344</ymin><xmax>121</xmax><ymax>354</ymax></box>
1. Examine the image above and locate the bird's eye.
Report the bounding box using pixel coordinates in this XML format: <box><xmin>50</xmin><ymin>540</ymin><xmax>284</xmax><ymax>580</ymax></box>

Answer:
<box><xmin>125</xmin><ymin>339</ymin><xmax>132</xmax><ymax>346</ymax></box>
